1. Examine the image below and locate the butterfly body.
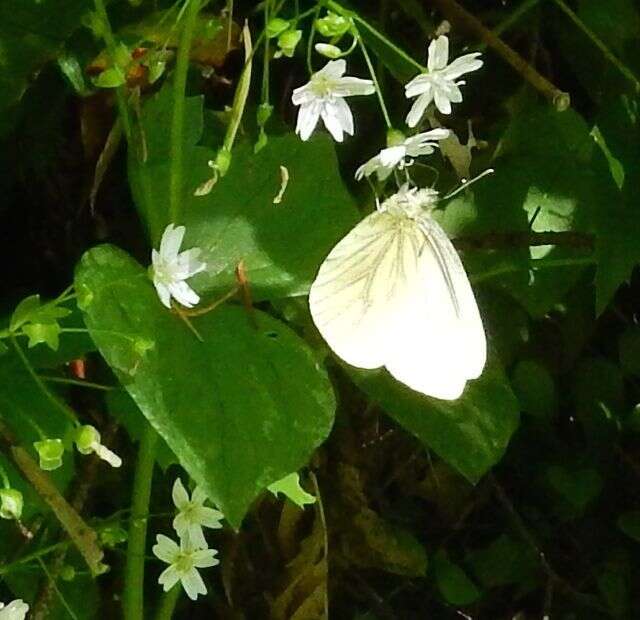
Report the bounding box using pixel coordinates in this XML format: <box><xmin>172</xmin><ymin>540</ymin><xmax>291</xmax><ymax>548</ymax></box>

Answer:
<box><xmin>309</xmin><ymin>187</ymin><xmax>486</xmax><ymax>400</ymax></box>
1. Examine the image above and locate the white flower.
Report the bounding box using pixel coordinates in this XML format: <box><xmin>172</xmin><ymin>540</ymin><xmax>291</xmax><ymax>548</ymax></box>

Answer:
<box><xmin>355</xmin><ymin>129</ymin><xmax>450</xmax><ymax>181</ymax></box>
<box><xmin>152</xmin><ymin>534</ymin><xmax>219</xmax><ymax>600</ymax></box>
<box><xmin>292</xmin><ymin>59</ymin><xmax>375</xmax><ymax>142</ymax></box>
<box><xmin>151</xmin><ymin>224</ymin><xmax>206</xmax><ymax>309</ymax></box>
<box><xmin>172</xmin><ymin>478</ymin><xmax>223</xmax><ymax>550</ymax></box>
<box><xmin>0</xmin><ymin>599</ymin><xmax>29</xmax><ymax>620</ymax></box>
<box><xmin>75</xmin><ymin>425</ymin><xmax>122</xmax><ymax>468</ymax></box>
<box><xmin>405</xmin><ymin>35</ymin><xmax>483</xmax><ymax>126</ymax></box>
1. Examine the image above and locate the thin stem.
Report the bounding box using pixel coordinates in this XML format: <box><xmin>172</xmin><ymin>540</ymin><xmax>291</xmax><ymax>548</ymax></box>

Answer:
<box><xmin>354</xmin><ymin>26</ymin><xmax>392</xmax><ymax>128</ymax></box>
<box><xmin>93</xmin><ymin>0</ymin><xmax>134</xmax><ymax>142</ymax></box>
<box><xmin>552</xmin><ymin>0</ymin><xmax>640</xmax><ymax>93</ymax></box>
<box><xmin>471</xmin><ymin>255</ymin><xmax>595</xmax><ymax>285</ymax></box>
<box><xmin>11</xmin><ymin>337</ymin><xmax>78</xmax><ymax>426</ymax></box>
<box><xmin>169</xmin><ymin>0</ymin><xmax>202</xmax><ymax>224</ymax></box>
<box><xmin>154</xmin><ymin>584</ymin><xmax>181</xmax><ymax>620</ymax></box>
<box><xmin>491</xmin><ymin>0</ymin><xmax>542</xmax><ymax>41</ymax></box>
<box><xmin>262</xmin><ymin>0</ymin><xmax>270</xmax><ymax>104</ymax></box>
<box><xmin>123</xmin><ymin>424</ymin><xmax>159</xmax><ymax>620</ymax></box>
<box><xmin>37</xmin><ymin>557</ymin><xmax>79</xmax><ymax>620</ymax></box>
<box><xmin>0</xmin><ymin>462</ymin><xmax>10</xmax><ymax>489</ymax></box>
<box><xmin>41</xmin><ymin>376</ymin><xmax>116</xmax><ymax>392</ymax></box>
<box><xmin>306</xmin><ymin>5</ymin><xmax>320</xmax><ymax>74</ymax></box>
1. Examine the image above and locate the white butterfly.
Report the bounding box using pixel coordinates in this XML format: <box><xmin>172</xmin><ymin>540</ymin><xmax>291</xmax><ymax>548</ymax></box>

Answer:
<box><xmin>309</xmin><ymin>186</ymin><xmax>486</xmax><ymax>400</ymax></box>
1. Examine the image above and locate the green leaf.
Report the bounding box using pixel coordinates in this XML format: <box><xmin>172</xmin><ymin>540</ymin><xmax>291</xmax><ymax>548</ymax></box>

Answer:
<box><xmin>0</xmin><ymin>0</ymin><xmax>91</xmax><ymax>136</ymax></box>
<box><xmin>617</xmin><ymin>511</ymin><xmax>640</xmax><ymax>543</ymax></box>
<box><xmin>433</xmin><ymin>550</ymin><xmax>482</xmax><ymax>606</ymax></box>
<box><xmin>128</xmin><ymin>82</ymin><xmax>359</xmax><ymax>300</ymax></box>
<box><xmin>467</xmin><ymin>534</ymin><xmax>538</xmax><ymax>589</ymax></box>
<box><xmin>74</xmin><ymin>244</ymin><xmax>336</xmax><ymax>527</ymax></box>
<box><xmin>23</xmin><ymin>322</ymin><xmax>62</xmax><ymax>351</ymax></box>
<box><xmin>10</xmin><ymin>294</ymin><xmax>71</xmax><ymax>332</ymax></box>
<box><xmin>511</xmin><ymin>359</ymin><xmax>557</xmax><ymax>419</ymax></box>
<box><xmin>268</xmin><ymin>472</ymin><xmax>316</xmax><ymax>508</ymax></box>
<box><xmin>546</xmin><ymin>465</ymin><xmax>603</xmax><ymax>516</ymax></box>
<box><xmin>349</xmin><ymin>353</ymin><xmax>519</xmax><ymax>484</ymax></box>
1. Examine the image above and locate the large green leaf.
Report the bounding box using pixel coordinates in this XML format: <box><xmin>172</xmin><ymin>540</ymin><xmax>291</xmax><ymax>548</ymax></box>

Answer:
<box><xmin>74</xmin><ymin>244</ymin><xmax>336</xmax><ymax>527</ymax></box>
<box><xmin>349</xmin><ymin>353</ymin><xmax>519</xmax><ymax>484</ymax></box>
<box><xmin>128</xmin><ymin>83</ymin><xmax>359</xmax><ymax>300</ymax></box>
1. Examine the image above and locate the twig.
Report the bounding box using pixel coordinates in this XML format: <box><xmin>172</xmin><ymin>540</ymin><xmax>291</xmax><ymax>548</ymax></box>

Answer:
<box><xmin>452</xmin><ymin>230</ymin><xmax>594</xmax><ymax>251</ymax></box>
<box><xmin>309</xmin><ymin>471</ymin><xmax>329</xmax><ymax>620</ymax></box>
<box><xmin>428</xmin><ymin>0</ymin><xmax>571</xmax><ymax>110</ymax></box>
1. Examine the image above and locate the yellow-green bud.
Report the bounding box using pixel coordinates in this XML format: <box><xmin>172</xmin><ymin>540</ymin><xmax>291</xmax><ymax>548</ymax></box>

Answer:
<box><xmin>276</xmin><ymin>30</ymin><xmax>302</xmax><ymax>58</ymax></box>
<box><xmin>266</xmin><ymin>18</ymin><xmax>290</xmax><ymax>39</ymax></box>
<box><xmin>316</xmin><ymin>12</ymin><xmax>351</xmax><ymax>38</ymax></box>
<box><xmin>34</xmin><ymin>439</ymin><xmax>64</xmax><ymax>471</ymax></box>
<box><xmin>76</xmin><ymin>425</ymin><xmax>100</xmax><ymax>455</ymax></box>
<box><xmin>386</xmin><ymin>129</ymin><xmax>406</xmax><ymax>147</ymax></box>
<box><xmin>0</xmin><ymin>488</ymin><xmax>23</xmax><ymax>520</ymax></box>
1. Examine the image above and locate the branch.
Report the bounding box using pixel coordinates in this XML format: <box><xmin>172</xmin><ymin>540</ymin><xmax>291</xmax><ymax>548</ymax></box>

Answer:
<box><xmin>452</xmin><ymin>230</ymin><xmax>594</xmax><ymax>251</ymax></box>
<box><xmin>428</xmin><ymin>0</ymin><xmax>571</xmax><ymax>110</ymax></box>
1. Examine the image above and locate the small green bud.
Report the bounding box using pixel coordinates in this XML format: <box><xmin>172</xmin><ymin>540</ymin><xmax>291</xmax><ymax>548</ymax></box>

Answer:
<box><xmin>114</xmin><ymin>43</ymin><xmax>132</xmax><ymax>70</ymax></box>
<box><xmin>34</xmin><ymin>439</ymin><xmax>65</xmax><ymax>471</ymax></box>
<box><xmin>147</xmin><ymin>60</ymin><xmax>166</xmax><ymax>84</ymax></box>
<box><xmin>276</xmin><ymin>29</ymin><xmax>302</xmax><ymax>58</ymax></box>
<box><xmin>266</xmin><ymin>17</ymin><xmax>290</xmax><ymax>39</ymax></box>
<box><xmin>0</xmin><ymin>488</ymin><xmax>23</xmax><ymax>520</ymax></box>
<box><xmin>316</xmin><ymin>12</ymin><xmax>351</xmax><ymax>38</ymax></box>
<box><xmin>92</xmin><ymin>66</ymin><xmax>127</xmax><ymax>89</ymax></box>
<box><xmin>100</xmin><ymin>525</ymin><xmax>128</xmax><ymax>548</ymax></box>
<box><xmin>75</xmin><ymin>425</ymin><xmax>100</xmax><ymax>455</ymax></box>
<box><xmin>386</xmin><ymin>128</ymin><xmax>406</xmax><ymax>147</ymax></box>
<box><xmin>257</xmin><ymin>102</ymin><xmax>274</xmax><ymax>128</ymax></box>
<box><xmin>60</xmin><ymin>565</ymin><xmax>76</xmax><ymax>581</ymax></box>
<box><xmin>314</xmin><ymin>43</ymin><xmax>342</xmax><ymax>59</ymax></box>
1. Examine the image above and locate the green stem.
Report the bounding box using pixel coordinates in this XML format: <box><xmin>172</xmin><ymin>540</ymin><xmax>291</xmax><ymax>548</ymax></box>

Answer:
<box><xmin>41</xmin><ymin>376</ymin><xmax>116</xmax><ymax>392</ymax></box>
<box><xmin>552</xmin><ymin>0</ymin><xmax>640</xmax><ymax>92</ymax></box>
<box><xmin>169</xmin><ymin>0</ymin><xmax>202</xmax><ymax>224</ymax></box>
<box><xmin>471</xmin><ymin>255</ymin><xmax>595</xmax><ymax>284</ymax></box>
<box><xmin>306</xmin><ymin>5</ymin><xmax>320</xmax><ymax>74</ymax></box>
<box><xmin>11</xmin><ymin>336</ymin><xmax>78</xmax><ymax>426</ymax></box>
<box><xmin>0</xmin><ymin>462</ymin><xmax>10</xmax><ymax>489</ymax></box>
<box><xmin>491</xmin><ymin>0</ymin><xmax>542</xmax><ymax>40</ymax></box>
<box><xmin>123</xmin><ymin>424</ymin><xmax>159</xmax><ymax>620</ymax></box>
<box><xmin>354</xmin><ymin>27</ymin><xmax>391</xmax><ymax>128</ymax></box>
<box><xmin>154</xmin><ymin>585</ymin><xmax>181</xmax><ymax>620</ymax></box>
<box><xmin>93</xmin><ymin>0</ymin><xmax>134</xmax><ymax>142</ymax></box>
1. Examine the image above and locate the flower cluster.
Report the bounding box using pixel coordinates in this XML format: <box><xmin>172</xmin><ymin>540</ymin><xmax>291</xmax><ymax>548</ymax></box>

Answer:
<box><xmin>152</xmin><ymin>478</ymin><xmax>224</xmax><ymax>600</ymax></box>
<box><xmin>291</xmin><ymin>33</ymin><xmax>482</xmax><ymax>183</ymax></box>
<box><xmin>0</xmin><ymin>599</ymin><xmax>28</xmax><ymax>620</ymax></box>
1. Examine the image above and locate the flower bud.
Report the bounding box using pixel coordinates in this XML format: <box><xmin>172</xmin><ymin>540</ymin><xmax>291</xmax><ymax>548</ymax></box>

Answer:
<box><xmin>75</xmin><ymin>425</ymin><xmax>101</xmax><ymax>455</ymax></box>
<box><xmin>276</xmin><ymin>30</ymin><xmax>302</xmax><ymax>58</ymax></box>
<box><xmin>34</xmin><ymin>439</ymin><xmax>64</xmax><ymax>471</ymax></box>
<box><xmin>386</xmin><ymin>128</ymin><xmax>406</xmax><ymax>147</ymax></box>
<box><xmin>266</xmin><ymin>17</ymin><xmax>290</xmax><ymax>39</ymax></box>
<box><xmin>314</xmin><ymin>43</ymin><xmax>342</xmax><ymax>59</ymax></box>
<box><xmin>256</xmin><ymin>103</ymin><xmax>274</xmax><ymax>128</ymax></box>
<box><xmin>215</xmin><ymin>148</ymin><xmax>232</xmax><ymax>177</ymax></box>
<box><xmin>316</xmin><ymin>12</ymin><xmax>351</xmax><ymax>38</ymax></box>
<box><xmin>0</xmin><ymin>488</ymin><xmax>23</xmax><ymax>520</ymax></box>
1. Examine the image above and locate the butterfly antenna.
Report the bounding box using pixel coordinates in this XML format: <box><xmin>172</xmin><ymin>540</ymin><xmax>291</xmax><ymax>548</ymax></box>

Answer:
<box><xmin>442</xmin><ymin>168</ymin><xmax>494</xmax><ymax>200</ymax></box>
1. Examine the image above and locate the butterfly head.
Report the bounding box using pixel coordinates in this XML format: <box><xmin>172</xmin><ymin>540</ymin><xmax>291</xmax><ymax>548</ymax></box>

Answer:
<box><xmin>379</xmin><ymin>185</ymin><xmax>439</xmax><ymax>221</ymax></box>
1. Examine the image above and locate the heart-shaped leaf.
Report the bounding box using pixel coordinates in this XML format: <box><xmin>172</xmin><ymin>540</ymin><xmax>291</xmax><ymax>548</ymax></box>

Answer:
<box><xmin>75</xmin><ymin>244</ymin><xmax>336</xmax><ymax>527</ymax></box>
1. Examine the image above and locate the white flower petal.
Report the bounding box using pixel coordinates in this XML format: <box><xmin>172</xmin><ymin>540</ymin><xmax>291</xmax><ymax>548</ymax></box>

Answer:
<box><xmin>192</xmin><ymin>486</ymin><xmax>208</xmax><ymax>505</ymax></box>
<box><xmin>0</xmin><ymin>600</ymin><xmax>29</xmax><ymax>620</ymax></box>
<box><xmin>181</xmin><ymin>567</ymin><xmax>207</xmax><ymax>600</ymax></box>
<box><xmin>187</xmin><ymin>524</ymin><xmax>209</xmax><ymax>550</ymax></box>
<box><xmin>378</xmin><ymin>145</ymin><xmax>406</xmax><ymax>168</ymax></box>
<box><xmin>172</xmin><ymin>478</ymin><xmax>190</xmax><ymax>510</ymax></box>
<box><xmin>406</xmin><ymin>91</ymin><xmax>432</xmax><ymax>128</ymax></box>
<box><xmin>404</xmin><ymin>74</ymin><xmax>431</xmax><ymax>98</ymax></box>
<box><xmin>192</xmin><ymin>547</ymin><xmax>219</xmax><ymax>568</ymax></box>
<box><xmin>318</xmin><ymin>58</ymin><xmax>346</xmax><ymax>79</ymax></box>
<box><xmin>198</xmin><ymin>506</ymin><xmax>224</xmax><ymax>528</ymax></box>
<box><xmin>296</xmin><ymin>101</ymin><xmax>321</xmax><ymax>141</ymax></box>
<box><xmin>153</xmin><ymin>534</ymin><xmax>180</xmax><ymax>564</ymax></box>
<box><xmin>291</xmin><ymin>83</ymin><xmax>314</xmax><ymax>106</ymax></box>
<box><xmin>168</xmin><ymin>281</ymin><xmax>200</xmax><ymax>308</ymax></box>
<box><xmin>332</xmin><ymin>76</ymin><xmax>375</xmax><ymax>97</ymax></box>
<box><xmin>428</xmin><ymin>36</ymin><xmax>449</xmax><ymax>72</ymax></box>
<box><xmin>153</xmin><ymin>280</ymin><xmax>172</xmax><ymax>309</ymax></box>
<box><xmin>158</xmin><ymin>565</ymin><xmax>181</xmax><ymax>592</ymax></box>
<box><xmin>440</xmin><ymin>53</ymin><xmax>483</xmax><ymax>80</ymax></box>
<box><xmin>95</xmin><ymin>444</ymin><xmax>122</xmax><ymax>468</ymax></box>
<box><xmin>159</xmin><ymin>224</ymin><xmax>185</xmax><ymax>261</ymax></box>
<box><xmin>434</xmin><ymin>88</ymin><xmax>453</xmax><ymax>114</ymax></box>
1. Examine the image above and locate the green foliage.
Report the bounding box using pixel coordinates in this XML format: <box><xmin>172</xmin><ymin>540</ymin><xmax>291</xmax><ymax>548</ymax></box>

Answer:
<box><xmin>268</xmin><ymin>472</ymin><xmax>316</xmax><ymax>508</ymax></box>
<box><xmin>433</xmin><ymin>550</ymin><xmax>481</xmax><ymax>606</ymax></box>
<box><xmin>350</xmin><ymin>353</ymin><xmax>519</xmax><ymax>484</ymax></box>
<box><xmin>129</xmin><ymin>82</ymin><xmax>360</xmax><ymax>299</ymax></box>
<box><xmin>75</xmin><ymin>244</ymin><xmax>335</xmax><ymax>527</ymax></box>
